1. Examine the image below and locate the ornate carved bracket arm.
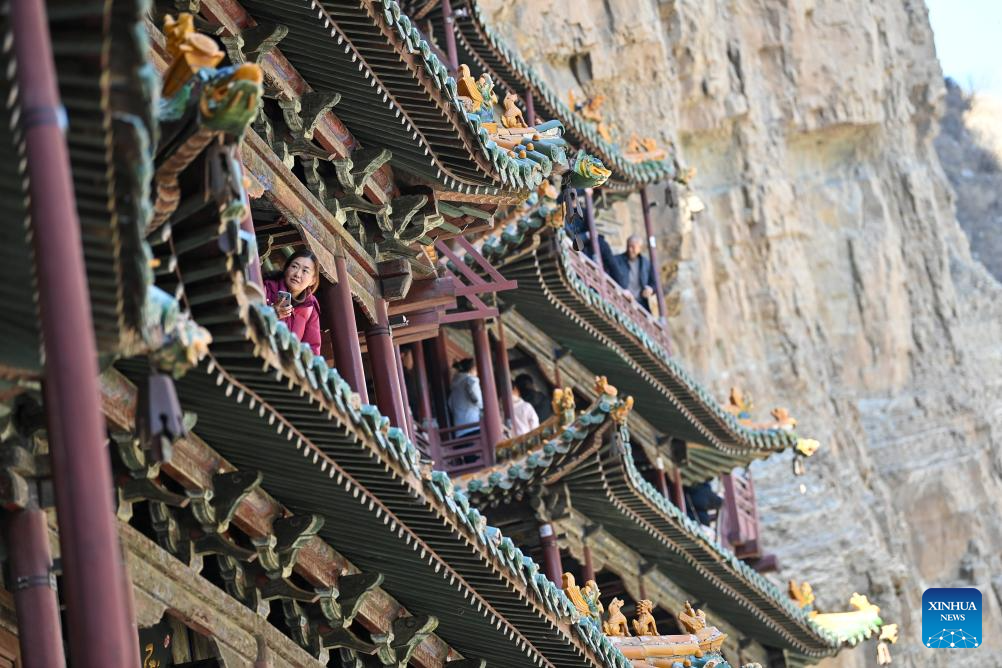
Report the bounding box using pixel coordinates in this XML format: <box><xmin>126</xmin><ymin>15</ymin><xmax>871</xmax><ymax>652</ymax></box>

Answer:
<box><xmin>221</xmin><ymin>20</ymin><xmax>289</xmax><ymax>66</ymax></box>
<box><xmin>188</xmin><ymin>470</ymin><xmax>263</xmax><ymax>560</ymax></box>
<box><xmin>372</xmin><ymin>615</ymin><xmax>439</xmax><ymax>667</ymax></box>
<box><xmin>112</xmin><ymin>432</ymin><xmax>189</xmax><ymax>519</ymax></box>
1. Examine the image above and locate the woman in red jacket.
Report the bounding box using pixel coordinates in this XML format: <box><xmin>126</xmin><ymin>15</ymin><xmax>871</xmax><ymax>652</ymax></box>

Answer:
<box><xmin>264</xmin><ymin>249</ymin><xmax>322</xmax><ymax>355</ymax></box>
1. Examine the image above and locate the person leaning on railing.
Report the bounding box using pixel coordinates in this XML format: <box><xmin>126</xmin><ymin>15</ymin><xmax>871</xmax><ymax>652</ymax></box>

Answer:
<box><xmin>610</xmin><ymin>235</ymin><xmax>656</xmax><ymax>312</ymax></box>
<box><xmin>264</xmin><ymin>249</ymin><xmax>322</xmax><ymax>355</ymax></box>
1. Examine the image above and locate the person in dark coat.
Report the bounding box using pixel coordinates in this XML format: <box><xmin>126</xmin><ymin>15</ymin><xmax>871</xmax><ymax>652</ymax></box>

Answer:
<box><xmin>583</xmin><ymin>233</ymin><xmax>626</xmax><ymax>287</ymax></box>
<box><xmin>264</xmin><ymin>249</ymin><xmax>322</xmax><ymax>356</ymax></box>
<box><xmin>610</xmin><ymin>235</ymin><xmax>656</xmax><ymax>311</ymax></box>
<box><xmin>684</xmin><ymin>480</ymin><xmax>723</xmax><ymax>526</ymax></box>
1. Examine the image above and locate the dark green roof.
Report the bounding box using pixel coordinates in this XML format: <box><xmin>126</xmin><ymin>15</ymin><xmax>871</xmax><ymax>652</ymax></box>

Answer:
<box><xmin>153</xmin><ymin>173</ymin><xmax>638</xmax><ymax>667</ymax></box>
<box><xmin>458</xmin><ymin>395</ymin><xmax>843</xmax><ymax>656</ymax></box>
<box><xmin>238</xmin><ymin>0</ymin><xmax>555</xmax><ymax>193</ymax></box>
<box><xmin>562</xmin><ymin>432</ymin><xmax>841</xmax><ymax>656</ymax></box>
<box><xmin>0</xmin><ymin>0</ymin><xmax>167</xmax><ymax>378</ymax></box>
<box><xmin>461</xmin><ymin>393</ymin><xmax>619</xmax><ymax>506</ymax></box>
<box><xmin>0</xmin><ymin>11</ymin><xmax>36</xmax><ymax>378</ymax></box>
<box><xmin>479</xmin><ymin>221</ymin><xmax>802</xmax><ymax>480</ymax></box>
<box><xmin>430</xmin><ymin>0</ymin><xmax>676</xmax><ymax>190</ymax></box>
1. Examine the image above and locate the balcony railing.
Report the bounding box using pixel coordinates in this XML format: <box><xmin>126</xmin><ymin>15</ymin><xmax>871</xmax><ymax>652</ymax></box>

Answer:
<box><xmin>721</xmin><ymin>470</ymin><xmax>760</xmax><ymax>556</ymax></box>
<box><xmin>416</xmin><ymin>418</ymin><xmax>496</xmax><ymax>474</ymax></box>
<box><xmin>562</xmin><ymin>241</ymin><xmax>671</xmax><ymax>356</ymax></box>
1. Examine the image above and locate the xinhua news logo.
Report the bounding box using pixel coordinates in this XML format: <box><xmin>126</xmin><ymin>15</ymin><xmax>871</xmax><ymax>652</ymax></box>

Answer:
<box><xmin>923</xmin><ymin>588</ymin><xmax>982</xmax><ymax>649</ymax></box>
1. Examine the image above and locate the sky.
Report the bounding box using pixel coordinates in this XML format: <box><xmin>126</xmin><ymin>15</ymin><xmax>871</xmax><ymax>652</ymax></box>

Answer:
<box><xmin>926</xmin><ymin>0</ymin><xmax>1002</xmax><ymax>96</ymax></box>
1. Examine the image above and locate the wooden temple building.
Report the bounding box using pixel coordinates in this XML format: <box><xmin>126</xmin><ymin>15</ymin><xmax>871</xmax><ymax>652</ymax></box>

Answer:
<box><xmin>0</xmin><ymin>0</ymin><xmax>897</xmax><ymax>666</ymax></box>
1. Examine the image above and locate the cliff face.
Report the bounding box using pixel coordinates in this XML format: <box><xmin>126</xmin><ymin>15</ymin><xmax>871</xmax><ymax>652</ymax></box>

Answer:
<box><xmin>934</xmin><ymin>81</ymin><xmax>1002</xmax><ymax>282</ymax></box>
<box><xmin>476</xmin><ymin>1</ymin><xmax>1002</xmax><ymax>665</ymax></box>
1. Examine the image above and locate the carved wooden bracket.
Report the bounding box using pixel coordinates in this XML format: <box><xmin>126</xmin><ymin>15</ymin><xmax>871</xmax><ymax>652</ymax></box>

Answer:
<box><xmin>255</xmin><ymin>513</ymin><xmax>325</xmax><ymax>602</ymax></box>
<box><xmin>221</xmin><ymin>20</ymin><xmax>289</xmax><ymax>66</ymax></box>
<box><xmin>112</xmin><ymin>432</ymin><xmax>189</xmax><ymax>521</ymax></box>
<box><xmin>282</xmin><ymin>571</ymin><xmax>384</xmax><ymax>658</ymax></box>
<box><xmin>188</xmin><ymin>470</ymin><xmax>263</xmax><ymax>560</ymax></box>
<box><xmin>372</xmin><ymin>615</ymin><xmax>439</xmax><ymax>667</ymax></box>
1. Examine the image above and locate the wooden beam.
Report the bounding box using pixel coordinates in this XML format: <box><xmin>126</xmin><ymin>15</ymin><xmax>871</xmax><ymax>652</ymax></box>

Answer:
<box><xmin>387</xmin><ymin>278</ymin><xmax>456</xmax><ymax>316</ymax></box>
<box><xmin>99</xmin><ymin>369</ymin><xmax>451</xmax><ymax>667</ymax></box>
<box><xmin>146</xmin><ymin>20</ymin><xmax>382</xmax><ymax>317</ymax></box>
<box><xmin>196</xmin><ymin>0</ymin><xmax>394</xmax><ymax>203</ymax></box>
<box><xmin>411</xmin><ymin>0</ymin><xmax>440</xmax><ymax>22</ymax></box>
<box><xmin>389</xmin><ymin>328</ymin><xmax>441</xmax><ymax>347</ymax></box>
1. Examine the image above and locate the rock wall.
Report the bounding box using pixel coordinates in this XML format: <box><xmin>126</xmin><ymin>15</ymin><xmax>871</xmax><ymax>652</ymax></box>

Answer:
<box><xmin>477</xmin><ymin>1</ymin><xmax>1002</xmax><ymax>666</ymax></box>
<box><xmin>934</xmin><ymin>80</ymin><xmax>1002</xmax><ymax>281</ymax></box>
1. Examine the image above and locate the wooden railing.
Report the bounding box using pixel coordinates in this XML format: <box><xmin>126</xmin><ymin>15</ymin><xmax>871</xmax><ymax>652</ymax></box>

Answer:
<box><xmin>494</xmin><ymin>413</ymin><xmax>562</xmax><ymax>463</ymax></box>
<box><xmin>561</xmin><ymin>240</ymin><xmax>671</xmax><ymax>355</ymax></box>
<box><xmin>720</xmin><ymin>470</ymin><xmax>761</xmax><ymax>559</ymax></box>
<box><xmin>418</xmin><ymin>419</ymin><xmax>496</xmax><ymax>475</ymax></box>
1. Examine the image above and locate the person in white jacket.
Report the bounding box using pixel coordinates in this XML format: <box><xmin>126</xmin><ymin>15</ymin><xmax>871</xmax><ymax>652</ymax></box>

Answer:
<box><xmin>511</xmin><ymin>375</ymin><xmax>541</xmax><ymax>437</ymax></box>
<box><xmin>448</xmin><ymin>358</ymin><xmax>482</xmax><ymax>437</ymax></box>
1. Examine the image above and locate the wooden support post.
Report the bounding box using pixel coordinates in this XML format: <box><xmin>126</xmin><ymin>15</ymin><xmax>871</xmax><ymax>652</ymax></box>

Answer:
<box><xmin>13</xmin><ymin>0</ymin><xmax>137</xmax><ymax>662</ymax></box>
<box><xmin>323</xmin><ymin>255</ymin><xmax>368</xmax><ymax>402</ymax></box>
<box><xmin>470</xmin><ymin>319</ymin><xmax>502</xmax><ymax>455</ymax></box>
<box><xmin>494</xmin><ymin>315</ymin><xmax>515</xmax><ymax>426</ymax></box>
<box><xmin>671</xmin><ymin>464</ymin><xmax>686</xmax><ymax>515</ymax></box>
<box><xmin>581</xmin><ymin>543</ymin><xmax>596</xmax><ymax>583</ymax></box>
<box><xmin>669</xmin><ymin>438</ymin><xmax>688</xmax><ymax>514</ymax></box>
<box><xmin>539</xmin><ymin>523</ymin><xmax>563</xmax><ymax>585</ymax></box>
<box><xmin>525</xmin><ymin>92</ymin><xmax>537</xmax><ymax>126</ymax></box>
<box><xmin>641</xmin><ymin>187</ymin><xmax>668</xmax><ymax>332</ymax></box>
<box><xmin>8</xmin><ymin>507</ymin><xmax>66</xmax><ymax>668</ymax></box>
<box><xmin>394</xmin><ymin>345</ymin><xmax>414</xmax><ymax>441</ymax></box>
<box><xmin>584</xmin><ymin>188</ymin><xmax>602</xmax><ymax>274</ymax></box>
<box><xmin>412</xmin><ymin>341</ymin><xmax>434</xmax><ymax>424</ymax></box>
<box><xmin>440</xmin><ymin>0</ymin><xmax>460</xmax><ymax>72</ymax></box>
<box><xmin>365</xmin><ymin>299</ymin><xmax>407</xmax><ymax>428</ymax></box>
<box><xmin>655</xmin><ymin>455</ymin><xmax>670</xmax><ymax>499</ymax></box>
<box><xmin>429</xmin><ymin>333</ymin><xmax>451</xmax><ymax>427</ymax></box>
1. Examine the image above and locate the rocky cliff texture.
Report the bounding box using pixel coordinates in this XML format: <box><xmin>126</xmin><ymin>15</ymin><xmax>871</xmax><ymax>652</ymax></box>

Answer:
<box><xmin>476</xmin><ymin>1</ymin><xmax>1002</xmax><ymax>665</ymax></box>
<box><xmin>934</xmin><ymin>80</ymin><xmax>1002</xmax><ymax>282</ymax></box>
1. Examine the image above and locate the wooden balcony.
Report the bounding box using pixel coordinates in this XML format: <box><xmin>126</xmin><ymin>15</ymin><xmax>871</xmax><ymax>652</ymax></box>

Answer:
<box><xmin>562</xmin><ymin>244</ymin><xmax>671</xmax><ymax>354</ymax></box>
<box><xmin>719</xmin><ymin>470</ymin><xmax>779</xmax><ymax>573</ymax></box>
<box><xmin>414</xmin><ymin>418</ymin><xmax>496</xmax><ymax>475</ymax></box>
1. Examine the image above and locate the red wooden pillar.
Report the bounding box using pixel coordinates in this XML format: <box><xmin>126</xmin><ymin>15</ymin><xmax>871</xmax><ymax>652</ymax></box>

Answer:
<box><xmin>493</xmin><ymin>315</ymin><xmax>515</xmax><ymax>426</ymax></box>
<box><xmin>429</xmin><ymin>332</ymin><xmax>451</xmax><ymax>427</ymax></box>
<box><xmin>7</xmin><ymin>508</ymin><xmax>66</xmax><ymax>668</ymax></box>
<box><xmin>394</xmin><ymin>345</ymin><xmax>414</xmax><ymax>440</ymax></box>
<box><xmin>669</xmin><ymin>438</ymin><xmax>688</xmax><ymax>514</ymax></box>
<box><xmin>671</xmin><ymin>465</ymin><xmax>686</xmax><ymax>514</ymax></box>
<box><xmin>640</xmin><ymin>186</ymin><xmax>667</xmax><ymax>327</ymax></box>
<box><xmin>581</xmin><ymin>543</ymin><xmax>596</xmax><ymax>583</ymax></box>
<box><xmin>412</xmin><ymin>341</ymin><xmax>434</xmax><ymax>424</ymax></box>
<box><xmin>470</xmin><ymin>319</ymin><xmax>502</xmax><ymax>454</ymax></box>
<box><xmin>655</xmin><ymin>455</ymin><xmax>671</xmax><ymax>499</ymax></box>
<box><xmin>365</xmin><ymin>299</ymin><xmax>407</xmax><ymax>428</ymax></box>
<box><xmin>323</xmin><ymin>255</ymin><xmax>368</xmax><ymax>402</ymax></box>
<box><xmin>584</xmin><ymin>188</ymin><xmax>602</xmax><ymax>273</ymax></box>
<box><xmin>539</xmin><ymin>523</ymin><xmax>563</xmax><ymax>585</ymax></box>
<box><xmin>525</xmin><ymin>92</ymin><xmax>537</xmax><ymax>126</ymax></box>
<box><xmin>440</xmin><ymin>0</ymin><xmax>460</xmax><ymax>72</ymax></box>
<box><xmin>13</xmin><ymin>0</ymin><xmax>137</xmax><ymax>663</ymax></box>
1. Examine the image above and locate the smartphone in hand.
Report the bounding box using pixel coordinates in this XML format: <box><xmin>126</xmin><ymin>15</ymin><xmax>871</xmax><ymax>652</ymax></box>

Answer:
<box><xmin>276</xmin><ymin>290</ymin><xmax>292</xmax><ymax>306</ymax></box>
